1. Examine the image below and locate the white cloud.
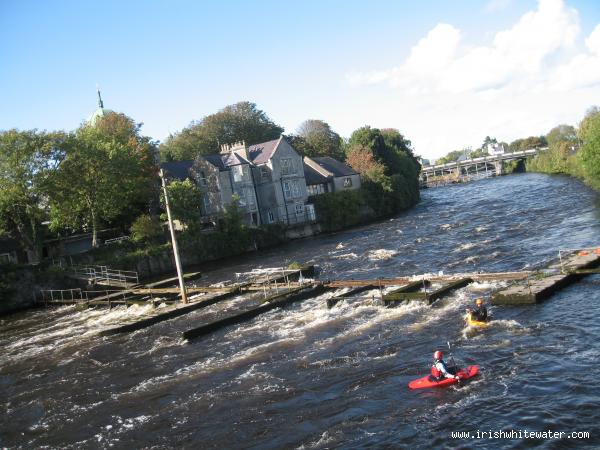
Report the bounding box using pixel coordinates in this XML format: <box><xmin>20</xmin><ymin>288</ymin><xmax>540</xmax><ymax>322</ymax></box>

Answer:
<box><xmin>344</xmin><ymin>0</ymin><xmax>600</xmax><ymax>159</ymax></box>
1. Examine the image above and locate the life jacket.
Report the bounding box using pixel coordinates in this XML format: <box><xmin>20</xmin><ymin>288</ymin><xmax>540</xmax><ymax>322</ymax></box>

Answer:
<box><xmin>431</xmin><ymin>362</ymin><xmax>441</xmax><ymax>378</ymax></box>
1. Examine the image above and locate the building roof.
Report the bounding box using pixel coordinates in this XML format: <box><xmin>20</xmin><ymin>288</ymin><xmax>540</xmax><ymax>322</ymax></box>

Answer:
<box><xmin>203</xmin><ymin>152</ymin><xmax>251</xmax><ymax>170</ymax></box>
<box><xmin>304</xmin><ymin>163</ymin><xmax>329</xmax><ymax>186</ymax></box>
<box><xmin>247</xmin><ymin>138</ymin><xmax>281</xmax><ymax>164</ymax></box>
<box><xmin>160</xmin><ymin>160</ymin><xmax>194</xmax><ymax>180</ymax></box>
<box><xmin>203</xmin><ymin>154</ymin><xmax>226</xmax><ymax>170</ymax></box>
<box><xmin>223</xmin><ymin>152</ymin><xmax>250</xmax><ymax>167</ymax></box>
<box><xmin>309</xmin><ymin>156</ymin><xmax>358</xmax><ymax>177</ymax></box>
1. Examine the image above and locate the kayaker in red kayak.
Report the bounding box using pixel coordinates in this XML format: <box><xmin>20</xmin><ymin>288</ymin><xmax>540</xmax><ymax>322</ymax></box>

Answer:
<box><xmin>466</xmin><ymin>297</ymin><xmax>488</xmax><ymax>322</ymax></box>
<box><xmin>431</xmin><ymin>350</ymin><xmax>460</xmax><ymax>382</ymax></box>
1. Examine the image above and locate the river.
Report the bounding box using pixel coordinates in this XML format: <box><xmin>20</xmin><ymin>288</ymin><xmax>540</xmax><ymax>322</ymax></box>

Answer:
<box><xmin>1</xmin><ymin>173</ymin><xmax>599</xmax><ymax>449</ymax></box>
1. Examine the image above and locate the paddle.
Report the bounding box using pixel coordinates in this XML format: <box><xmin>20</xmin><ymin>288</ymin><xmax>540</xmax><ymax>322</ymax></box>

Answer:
<box><xmin>447</xmin><ymin>341</ymin><xmax>462</xmax><ymax>386</ymax></box>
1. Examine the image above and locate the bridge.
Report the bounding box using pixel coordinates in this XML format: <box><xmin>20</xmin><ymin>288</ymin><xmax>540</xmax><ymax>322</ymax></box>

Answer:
<box><xmin>420</xmin><ymin>148</ymin><xmax>545</xmax><ymax>187</ymax></box>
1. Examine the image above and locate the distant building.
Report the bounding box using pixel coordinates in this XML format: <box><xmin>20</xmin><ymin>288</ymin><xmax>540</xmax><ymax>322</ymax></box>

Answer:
<box><xmin>86</xmin><ymin>89</ymin><xmax>113</xmax><ymax>126</ymax></box>
<box><xmin>240</xmin><ymin>137</ymin><xmax>310</xmax><ymax>225</ymax></box>
<box><xmin>303</xmin><ymin>156</ymin><xmax>361</xmax><ymax>196</ymax></box>
<box><xmin>487</xmin><ymin>143</ymin><xmax>505</xmax><ymax>155</ymax></box>
<box><xmin>160</xmin><ymin>136</ymin><xmax>314</xmax><ymax>227</ymax></box>
<box><xmin>192</xmin><ymin>149</ymin><xmax>260</xmax><ymax>226</ymax></box>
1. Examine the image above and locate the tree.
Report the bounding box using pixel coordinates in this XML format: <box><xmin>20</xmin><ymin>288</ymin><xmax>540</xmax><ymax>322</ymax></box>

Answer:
<box><xmin>48</xmin><ymin>113</ymin><xmax>157</xmax><ymax>247</ymax></box>
<box><xmin>162</xmin><ymin>179</ymin><xmax>203</xmax><ymax>229</ymax></box>
<box><xmin>130</xmin><ymin>214</ymin><xmax>163</xmax><ymax>243</ymax></box>
<box><xmin>469</xmin><ymin>148</ymin><xmax>489</xmax><ymax>158</ymax></box>
<box><xmin>221</xmin><ymin>194</ymin><xmax>245</xmax><ymax>236</ymax></box>
<box><xmin>578</xmin><ymin>108</ymin><xmax>600</xmax><ymax>189</ymax></box>
<box><xmin>508</xmin><ymin>136</ymin><xmax>547</xmax><ymax>152</ymax></box>
<box><xmin>159</xmin><ymin>101</ymin><xmax>284</xmax><ymax>161</ymax></box>
<box><xmin>481</xmin><ymin>136</ymin><xmax>498</xmax><ymax>151</ymax></box>
<box><xmin>0</xmin><ymin>129</ymin><xmax>65</xmax><ymax>260</ymax></box>
<box><xmin>346</xmin><ymin>125</ymin><xmax>420</xmax><ymax>214</ymax></box>
<box><xmin>546</xmin><ymin>124</ymin><xmax>577</xmax><ymax>148</ymax></box>
<box><xmin>437</xmin><ymin>149</ymin><xmax>466</xmax><ymax>164</ymax></box>
<box><xmin>291</xmin><ymin>119</ymin><xmax>344</xmax><ymax>160</ymax></box>
<box><xmin>345</xmin><ymin>144</ymin><xmax>389</xmax><ymax>189</ymax></box>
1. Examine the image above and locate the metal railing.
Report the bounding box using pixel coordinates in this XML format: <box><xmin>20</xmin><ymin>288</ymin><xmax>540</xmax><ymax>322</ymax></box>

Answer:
<box><xmin>104</xmin><ymin>236</ymin><xmax>129</xmax><ymax>244</ymax></box>
<box><xmin>39</xmin><ymin>288</ymin><xmax>133</xmax><ymax>308</ymax></box>
<box><xmin>70</xmin><ymin>265</ymin><xmax>139</xmax><ymax>287</ymax></box>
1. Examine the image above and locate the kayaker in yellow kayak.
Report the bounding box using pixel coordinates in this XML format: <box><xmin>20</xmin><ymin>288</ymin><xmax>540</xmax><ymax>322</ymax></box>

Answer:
<box><xmin>466</xmin><ymin>297</ymin><xmax>488</xmax><ymax>323</ymax></box>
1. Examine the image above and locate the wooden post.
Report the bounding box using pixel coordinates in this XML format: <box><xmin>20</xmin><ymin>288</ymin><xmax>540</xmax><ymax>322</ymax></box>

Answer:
<box><xmin>159</xmin><ymin>169</ymin><xmax>188</xmax><ymax>304</ymax></box>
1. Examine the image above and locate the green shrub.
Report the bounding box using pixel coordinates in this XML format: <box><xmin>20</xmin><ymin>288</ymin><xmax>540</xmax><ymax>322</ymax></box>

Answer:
<box><xmin>130</xmin><ymin>214</ymin><xmax>163</xmax><ymax>243</ymax></box>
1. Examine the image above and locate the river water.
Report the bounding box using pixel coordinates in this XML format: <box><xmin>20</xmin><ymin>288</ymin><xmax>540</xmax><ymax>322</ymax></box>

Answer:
<box><xmin>1</xmin><ymin>173</ymin><xmax>599</xmax><ymax>449</ymax></box>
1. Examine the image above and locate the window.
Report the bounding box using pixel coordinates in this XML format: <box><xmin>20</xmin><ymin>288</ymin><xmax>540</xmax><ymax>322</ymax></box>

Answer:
<box><xmin>260</xmin><ymin>166</ymin><xmax>269</xmax><ymax>179</ymax></box>
<box><xmin>343</xmin><ymin>177</ymin><xmax>353</xmax><ymax>188</ymax></box>
<box><xmin>292</xmin><ymin>180</ymin><xmax>300</xmax><ymax>198</ymax></box>
<box><xmin>267</xmin><ymin>210</ymin><xmax>275</xmax><ymax>223</ymax></box>
<box><xmin>241</xmin><ymin>165</ymin><xmax>249</xmax><ymax>181</ymax></box>
<box><xmin>295</xmin><ymin>204</ymin><xmax>304</xmax><ymax>215</ymax></box>
<box><xmin>202</xmin><ymin>195</ymin><xmax>211</xmax><ymax>214</ymax></box>
<box><xmin>233</xmin><ymin>166</ymin><xmax>243</xmax><ymax>183</ymax></box>
<box><xmin>283</xmin><ymin>180</ymin><xmax>292</xmax><ymax>199</ymax></box>
<box><xmin>307</xmin><ymin>184</ymin><xmax>326</xmax><ymax>196</ymax></box>
<box><xmin>199</xmin><ymin>171</ymin><xmax>207</xmax><ymax>186</ymax></box>
<box><xmin>245</xmin><ymin>187</ymin><xmax>256</xmax><ymax>207</ymax></box>
<box><xmin>281</xmin><ymin>158</ymin><xmax>292</xmax><ymax>175</ymax></box>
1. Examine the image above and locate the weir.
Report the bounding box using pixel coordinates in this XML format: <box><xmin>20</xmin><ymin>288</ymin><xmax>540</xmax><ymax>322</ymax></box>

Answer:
<box><xmin>492</xmin><ymin>249</ymin><xmax>600</xmax><ymax>305</ymax></box>
<box><xmin>34</xmin><ymin>248</ymin><xmax>600</xmax><ymax>340</ymax></box>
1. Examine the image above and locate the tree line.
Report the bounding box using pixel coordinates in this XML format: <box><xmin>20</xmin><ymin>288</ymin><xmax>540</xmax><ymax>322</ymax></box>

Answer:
<box><xmin>526</xmin><ymin>108</ymin><xmax>600</xmax><ymax>190</ymax></box>
<box><xmin>1</xmin><ymin>101</ymin><xmax>421</xmax><ymax>262</ymax></box>
<box><xmin>432</xmin><ymin>107</ymin><xmax>600</xmax><ymax>192</ymax></box>
<box><xmin>436</xmin><ymin>135</ymin><xmax>550</xmax><ymax>164</ymax></box>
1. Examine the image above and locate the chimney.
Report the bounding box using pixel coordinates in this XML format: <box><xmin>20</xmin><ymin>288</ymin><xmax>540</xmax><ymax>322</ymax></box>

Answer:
<box><xmin>230</xmin><ymin>140</ymin><xmax>249</xmax><ymax>160</ymax></box>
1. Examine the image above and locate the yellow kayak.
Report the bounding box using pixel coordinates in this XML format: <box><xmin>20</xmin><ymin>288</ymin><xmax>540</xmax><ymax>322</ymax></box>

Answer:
<box><xmin>466</xmin><ymin>312</ymin><xmax>489</xmax><ymax>327</ymax></box>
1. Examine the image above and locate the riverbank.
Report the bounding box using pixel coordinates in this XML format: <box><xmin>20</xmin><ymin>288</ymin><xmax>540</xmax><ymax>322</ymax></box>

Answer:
<box><xmin>0</xmin><ymin>185</ymin><xmax>419</xmax><ymax>315</ymax></box>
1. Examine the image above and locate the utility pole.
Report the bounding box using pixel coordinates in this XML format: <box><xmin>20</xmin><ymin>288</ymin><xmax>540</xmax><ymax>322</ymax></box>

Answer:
<box><xmin>159</xmin><ymin>169</ymin><xmax>188</xmax><ymax>304</ymax></box>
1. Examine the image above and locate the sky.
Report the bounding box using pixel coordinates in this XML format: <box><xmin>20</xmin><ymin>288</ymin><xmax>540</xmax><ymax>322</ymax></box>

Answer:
<box><xmin>1</xmin><ymin>0</ymin><xmax>599</xmax><ymax>160</ymax></box>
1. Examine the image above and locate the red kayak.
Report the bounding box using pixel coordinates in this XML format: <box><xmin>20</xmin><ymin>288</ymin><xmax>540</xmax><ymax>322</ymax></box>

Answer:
<box><xmin>408</xmin><ymin>365</ymin><xmax>478</xmax><ymax>389</ymax></box>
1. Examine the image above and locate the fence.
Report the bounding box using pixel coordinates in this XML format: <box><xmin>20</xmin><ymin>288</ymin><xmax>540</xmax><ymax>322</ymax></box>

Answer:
<box><xmin>70</xmin><ymin>265</ymin><xmax>139</xmax><ymax>287</ymax></box>
<box><xmin>104</xmin><ymin>236</ymin><xmax>129</xmax><ymax>244</ymax></box>
<box><xmin>39</xmin><ymin>288</ymin><xmax>133</xmax><ymax>308</ymax></box>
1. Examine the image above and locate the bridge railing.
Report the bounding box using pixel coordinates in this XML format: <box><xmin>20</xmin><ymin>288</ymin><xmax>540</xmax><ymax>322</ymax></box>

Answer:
<box><xmin>422</xmin><ymin>147</ymin><xmax>546</xmax><ymax>173</ymax></box>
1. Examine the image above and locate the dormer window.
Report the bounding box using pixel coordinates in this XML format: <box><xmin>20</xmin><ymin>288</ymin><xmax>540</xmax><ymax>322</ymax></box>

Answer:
<box><xmin>281</xmin><ymin>158</ymin><xmax>294</xmax><ymax>175</ymax></box>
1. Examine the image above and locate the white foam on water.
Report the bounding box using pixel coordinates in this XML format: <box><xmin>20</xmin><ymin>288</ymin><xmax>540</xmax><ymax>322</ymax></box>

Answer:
<box><xmin>406</xmin><ymin>290</ymin><xmax>472</xmax><ymax>332</ymax></box>
<box><xmin>367</xmin><ymin>249</ymin><xmax>398</xmax><ymax>260</ymax></box>
<box><xmin>0</xmin><ymin>302</ymin><xmax>171</xmax><ymax>366</ymax></box>
<box><xmin>468</xmin><ymin>281</ymin><xmax>504</xmax><ymax>291</ymax></box>
<box><xmin>317</xmin><ymin>298</ymin><xmax>428</xmax><ymax>346</ymax></box>
<box><xmin>455</xmin><ymin>242</ymin><xmax>477</xmax><ymax>252</ymax></box>
<box><xmin>331</xmin><ymin>252</ymin><xmax>358</xmax><ymax>260</ymax></box>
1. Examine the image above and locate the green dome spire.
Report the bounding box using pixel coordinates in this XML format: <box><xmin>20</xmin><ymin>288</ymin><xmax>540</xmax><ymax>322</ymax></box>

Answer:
<box><xmin>87</xmin><ymin>87</ymin><xmax>112</xmax><ymax>126</ymax></box>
